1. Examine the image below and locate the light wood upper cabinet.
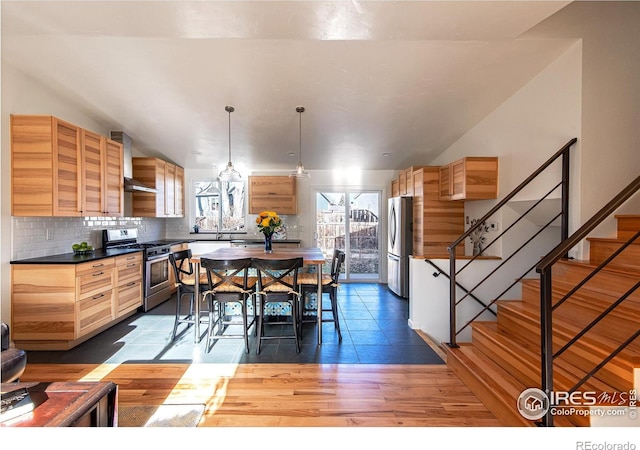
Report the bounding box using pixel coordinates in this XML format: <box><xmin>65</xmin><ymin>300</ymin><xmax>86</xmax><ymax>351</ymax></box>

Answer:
<box><xmin>439</xmin><ymin>157</ymin><xmax>498</xmax><ymax>201</ymax></box>
<box><xmin>11</xmin><ymin>115</ymin><xmax>82</xmax><ymax>216</ymax></box>
<box><xmin>80</xmin><ymin>129</ymin><xmax>105</xmax><ymax>216</ymax></box>
<box><xmin>103</xmin><ymin>138</ymin><xmax>124</xmax><ymax>216</ymax></box>
<box><xmin>398</xmin><ymin>168</ymin><xmax>408</xmax><ymax>195</ymax></box>
<box><xmin>412</xmin><ymin>167</ymin><xmax>464</xmax><ymax>257</ymax></box>
<box><xmin>392</xmin><ymin>166</ymin><xmax>423</xmax><ymax>197</ymax></box>
<box><xmin>132</xmin><ymin>157</ymin><xmax>185</xmax><ymax>218</ymax></box>
<box><xmin>11</xmin><ymin>115</ymin><xmax>124</xmax><ymax>217</ymax></box>
<box><xmin>390</xmin><ymin>179</ymin><xmax>399</xmax><ymax>197</ymax></box>
<box><xmin>248</xmin><ymin>176</ymin><xmax>297</xmax><ymax>215</ymax></box>
<box><xmin>164</xmin><ymin>162</ymin><xmax>176</xmax><ymax>216</ymax></box>
<box><xmin>174</xmin><ymin>165</ymin><xmax>185</xmax><ymax>217</ymax></box>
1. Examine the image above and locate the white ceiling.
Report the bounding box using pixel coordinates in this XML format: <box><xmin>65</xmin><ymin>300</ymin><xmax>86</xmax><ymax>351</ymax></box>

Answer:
<box><xmin>2</xmin><ymin>1</ymin><xmax>575</xmax><ymax>172</ymax></box>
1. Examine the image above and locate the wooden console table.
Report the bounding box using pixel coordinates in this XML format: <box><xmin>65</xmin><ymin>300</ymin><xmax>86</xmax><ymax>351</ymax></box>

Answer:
<box><xmin>1</xmin><ymin>381</ymin><xmax>118</xmax><ymax>427</ymax></box>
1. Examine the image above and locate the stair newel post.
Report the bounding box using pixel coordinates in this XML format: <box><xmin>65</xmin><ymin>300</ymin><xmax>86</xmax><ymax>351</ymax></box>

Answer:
<box><xmin>561</xmin><ymin>147</ymin><xmax>570</xmax><ymax>258</ymax></box>
<box><xmin>449</xmin><ymin>246</ymin><xmax>458</xmax><ymax>348</ymax></box>
<box><xmin>540</xmin><ymin>268</ymin><xmax>554</xmax><ymax>427</ymax></box>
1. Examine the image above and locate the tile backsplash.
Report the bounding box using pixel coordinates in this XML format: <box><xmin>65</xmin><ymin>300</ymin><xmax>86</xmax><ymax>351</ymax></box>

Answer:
<box><xmin>12</xmin><ymin>216</ymin><xmax>166</xmax><ymax>260</ymax></box>
<box><xmin>12</xmin><ymin>213</ymin><xmax>302</xmax><ymax>261</ymax></box>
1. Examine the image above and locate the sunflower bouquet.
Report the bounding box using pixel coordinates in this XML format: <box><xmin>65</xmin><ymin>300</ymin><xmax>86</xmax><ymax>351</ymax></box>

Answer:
<box><xmin>256</xmin><ymin>211</ymin><xmax>282</xmax><ymax>236</ymax></box>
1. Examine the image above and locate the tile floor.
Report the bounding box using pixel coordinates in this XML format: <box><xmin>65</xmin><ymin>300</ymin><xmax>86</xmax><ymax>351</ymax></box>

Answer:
<box><xmin>26</xmin><ymin>283</ymin><xmax>444</xmax><ymax>365</ymax></box>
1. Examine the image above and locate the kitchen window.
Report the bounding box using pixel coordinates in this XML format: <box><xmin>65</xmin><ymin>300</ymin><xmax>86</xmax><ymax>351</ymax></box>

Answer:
<box><xmin>194</xmin><ymin>180</ymin><xmax>246</xmax><ymax>233</ymax></box>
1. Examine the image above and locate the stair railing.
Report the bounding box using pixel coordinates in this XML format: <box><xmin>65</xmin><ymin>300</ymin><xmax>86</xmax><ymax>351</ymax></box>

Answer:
<box><xmin>424</xmin><ymin>259</ymin><xmax>496</xmax><ymax>317</ymax></box>
<box><xmin>536</xmin><ymin>174</ymin><xmax>640</xmax><ymax>427</ymax></box>
<box><xmin>447</xmin><ymin>138</ymin><xmax>577</xmax><ymax>348</ymax></box>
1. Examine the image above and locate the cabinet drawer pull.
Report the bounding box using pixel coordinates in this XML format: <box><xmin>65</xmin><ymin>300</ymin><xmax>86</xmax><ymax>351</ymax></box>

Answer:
<box><xmin>126</xmin><ymin>282</ymin><xmax>136</xmax><ymax>287</ymax></box>
<box><xmin>126</xmin><ymin>256</ymin><xmax>135</xmax><ymax>260</ymax></box>
<box><xmin>127</xmin><ymin>263</ymin><xmax>136</xmax><ymax>267</ymax></box>
<box><xmin>92</xmin><ymin>263</ymin><xmax>104</xmax><ymax>268</ymax></box>
<box><xmin>92</xmin><ymin>293</ymin><xmax>105</xmax><ymax>300</ymax></box>
<box><xmin>92</xmin><ymin>271</ymin><xmax>104</xmax><ymax>276</ymax></box>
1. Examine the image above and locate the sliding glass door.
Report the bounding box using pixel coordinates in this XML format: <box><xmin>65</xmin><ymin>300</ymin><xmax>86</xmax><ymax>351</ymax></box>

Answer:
<box><xmin>314</xmin><ymin>190</ymin><xmax>381</xmax><ymax>282</ymax></box>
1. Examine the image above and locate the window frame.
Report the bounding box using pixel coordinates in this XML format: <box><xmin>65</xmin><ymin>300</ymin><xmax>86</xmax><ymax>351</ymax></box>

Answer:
<box><xmin>192</xmin><ymin>179</ymin><xmax>247</xmax><ymax>234</ymax></box>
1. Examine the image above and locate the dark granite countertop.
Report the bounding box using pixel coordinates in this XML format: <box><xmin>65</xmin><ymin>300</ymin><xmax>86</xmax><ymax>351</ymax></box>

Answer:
<box><xmin>150</xmin><ymin>239</ymin><xmax>195</xmax><ymax>246</ymax></box>
<box><xmin>230</xmin><ymin>239</ymin><xmax>301</xmax><ymax>244</ymax></box>
<box><xmin>10</xmin><ymin>248</ymin><xmax>143</xmax><ymax>265</ymax></box>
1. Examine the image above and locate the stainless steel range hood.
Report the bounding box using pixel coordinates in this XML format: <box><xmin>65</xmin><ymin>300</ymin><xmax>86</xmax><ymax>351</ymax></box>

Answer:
<box><xmin>110</xmin><ymin>131</ymin><xmax>158</xmax><ymax>193</ymax></box>
<box><xmin>123</xmin><ymin>177</ymin><xmax>157</xmax><ymax>193</ymax></box>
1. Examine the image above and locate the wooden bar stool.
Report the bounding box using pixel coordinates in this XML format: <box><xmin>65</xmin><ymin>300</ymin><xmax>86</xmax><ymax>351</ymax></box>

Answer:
<box><xmin>298</xmin><ymin>249</ymin><xmax>344</xmax><ymax>341</ymax></box>
<box><xmin>252</xmin><ymin>257</ymin><xmax>304</xmax><ymax>354</ymax></box>
<box><xmin>169</xmin><ymin>248</ymin><xmax>209</xmax><ymax>340</ymax></box>
<box><xmin>200</xmin><ymin>257</ymin><xmax>257</xmax><ymax>353</ymax></box>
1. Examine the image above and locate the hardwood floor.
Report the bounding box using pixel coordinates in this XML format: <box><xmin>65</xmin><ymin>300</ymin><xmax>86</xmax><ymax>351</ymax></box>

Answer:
<box><xmin>16</xmin><ymin>283</ymin><xmax>502</xmax><ymax>426</ymax></box>
<box><xmin>20</xmin><ymin>361</ymin><xmax>502</xmax><ymax>427</ymax></box>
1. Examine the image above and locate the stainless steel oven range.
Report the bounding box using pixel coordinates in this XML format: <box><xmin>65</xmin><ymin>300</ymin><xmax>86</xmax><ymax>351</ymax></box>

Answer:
<box><xmin>102</xmin><ymin>228</ymin><xmax>173</xmax><ymax>311</ymax></box>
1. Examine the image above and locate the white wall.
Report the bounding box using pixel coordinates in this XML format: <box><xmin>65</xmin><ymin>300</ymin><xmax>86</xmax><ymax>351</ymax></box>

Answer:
<box><xmin>409</xmin><ymin>257</ymin><xmax>517</xmax><ymax>344</ymax></box>
<box><xmin>410</xmin><ymin>2</ymin><xmax>640</xmax><ymax>343</ymax></box>
<box><xmin>431</xmin><ymin>41</ymin><xmax>582</xmax><ymax>259</ymax></box>
<box><xmin>524</xmin><ymin>1</ymin><xmax>640</xmax><ymax>237</ymax></box>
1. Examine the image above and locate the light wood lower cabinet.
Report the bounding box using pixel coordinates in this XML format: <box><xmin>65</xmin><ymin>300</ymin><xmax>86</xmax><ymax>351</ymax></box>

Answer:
<box><xmin>75</xmin><ymin>259</ymin><xmax>115</xmax><ymax>337</ymax></box>
<box><xmin>114</xmin><ymin>253</ymin><xmax>143</xmax><ymax>317</ymax></box>
<box><xmin>11</xmin><ymin>253</ymin><xmax>143</xmax><ymax>350</ymax></box>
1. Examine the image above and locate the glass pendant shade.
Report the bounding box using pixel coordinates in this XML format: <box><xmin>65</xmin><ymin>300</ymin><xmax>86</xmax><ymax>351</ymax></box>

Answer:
<box><xmin>219</xmin><ymin>105</ymin><xmax>241</xmax><ymax>182</ymax></box>
<box><xmin>290</xmin><ymin>106</ymin><xmax>310</xmax><ymax>178</ymax></box>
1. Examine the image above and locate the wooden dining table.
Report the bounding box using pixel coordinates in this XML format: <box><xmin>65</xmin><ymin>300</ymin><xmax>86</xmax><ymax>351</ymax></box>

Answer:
<box><xmin>189</xmin><ymin>247</ymin><xmax>327</xmax><ymax>345</ymax></box>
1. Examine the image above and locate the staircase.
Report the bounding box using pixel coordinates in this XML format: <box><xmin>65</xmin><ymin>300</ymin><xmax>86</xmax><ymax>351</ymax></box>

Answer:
<box><xmin>445</xmin><ymin>214</ymin><xmax>640</xmax><ymax>427</ymax></box>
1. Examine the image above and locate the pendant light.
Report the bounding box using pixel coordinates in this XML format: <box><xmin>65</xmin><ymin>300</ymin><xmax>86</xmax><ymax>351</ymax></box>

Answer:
<box><xmin>290</xmin><ymin>106</ymin><xmax>310</xmax><ymax>178</ymax></box>
<box><xmin>218</xmin><ymin>105</ymin><xmax>242</xmax><ymax>182</ymax></box>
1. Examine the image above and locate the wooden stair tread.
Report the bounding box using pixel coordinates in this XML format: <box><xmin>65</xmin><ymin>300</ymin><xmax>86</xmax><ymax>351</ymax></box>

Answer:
<box><xmin>445</xmin><ymin>214</ymin><xmax>639</xmax><ymax>427</ymax></box>
<box><xmin>584</xmin><ymin>237</ymin><xmax>640</xmax><ymax>274</ymax></box>
<box><xmin>473</xmin><ymin>322</ymin><xmax>619</xmax><ymax>394</ymax></box>
<box><xmin>472</xmin><ymin>322</ymin><xmax>594</xmax><ymax>426</ymax></box>
<box><xmin>445</xmin><ymin>343</ymin><xmax>533</xmax><ymax>426</ymax></box>
<box><xmin>586</xmin><ymin>237</ymin><xmax>640</xmax><ymax>244</ymax></box>
<box><xmin>445</xmin><ymin>343</ymin><xmax>578</xmax><ymax>427</ymax></box>
<box><xmin>614</xmin><ymin>215</ymin><xmax>640</xmax><ymax>240</ymax></box>
<box><xmin>505</xmin><ymin>293</ymin><xmax>640</xmax><ymax>347</ymax></box>
<box><xmin>554</xmin><ymin>258</ymin><xmax>640</xmax><ymax>278</ymax></box>
<box><xmin>498</xmin><ymin>300</ymin><xmax>640</xmax><ymax>361</ymax></box>
<box><xmin>520</xmin><ymin>278</ymin><xmax>640</xmax><ymax>318</ymax></box>
<box><xmin>497</xmin><ymin>301</ymin><xmax>637</xmax><ymax>391</ymax></box>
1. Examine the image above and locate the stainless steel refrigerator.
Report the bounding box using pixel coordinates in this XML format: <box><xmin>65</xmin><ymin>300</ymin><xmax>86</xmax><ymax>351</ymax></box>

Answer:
<box><xmin>387</xmin><ymin>196</ymin><xmax>413</xmax><ymax>298</ymax></box>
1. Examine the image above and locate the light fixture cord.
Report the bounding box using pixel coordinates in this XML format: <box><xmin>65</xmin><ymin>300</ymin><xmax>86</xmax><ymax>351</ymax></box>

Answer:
<box><xmin>228</xmin><ymin>109</ymin><xmax>232</xmax><ymax>164</ymax></box>
<box><xmin>299</xmin><ymin>110</ymin><xmax>303</xmax><ymax>165</ymax></box>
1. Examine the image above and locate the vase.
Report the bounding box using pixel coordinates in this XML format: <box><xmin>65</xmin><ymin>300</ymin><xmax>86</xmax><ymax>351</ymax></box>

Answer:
<box><xmin>472</xmin><ymin>241</ymin><xmax>482</xmax><ymax>256</ymax></box>
<box><xmin>264</xmin><ymin>232</ymin><xmax>273</xmax><ymax>253</ymax></box>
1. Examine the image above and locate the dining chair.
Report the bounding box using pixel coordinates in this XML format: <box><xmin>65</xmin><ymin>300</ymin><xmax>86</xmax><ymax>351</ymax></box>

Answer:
<box><xmin>298</xmin><ymin>249</ymin><xmax>345</xmax><ymax>341</ymax></box>
<box><xmin>200</xmin><ymin>257</ymin><xmax>257</xmax><ymax>353</ymax></box>
<box><xmin>169</xmin><ymin>248</ymin><xmax>209</xmax><ymax>340</ymax></box>
<box><xmin>252</xmin><ymin>257</ymin><xmax>304</xmax><ymax>354</ymax></box>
